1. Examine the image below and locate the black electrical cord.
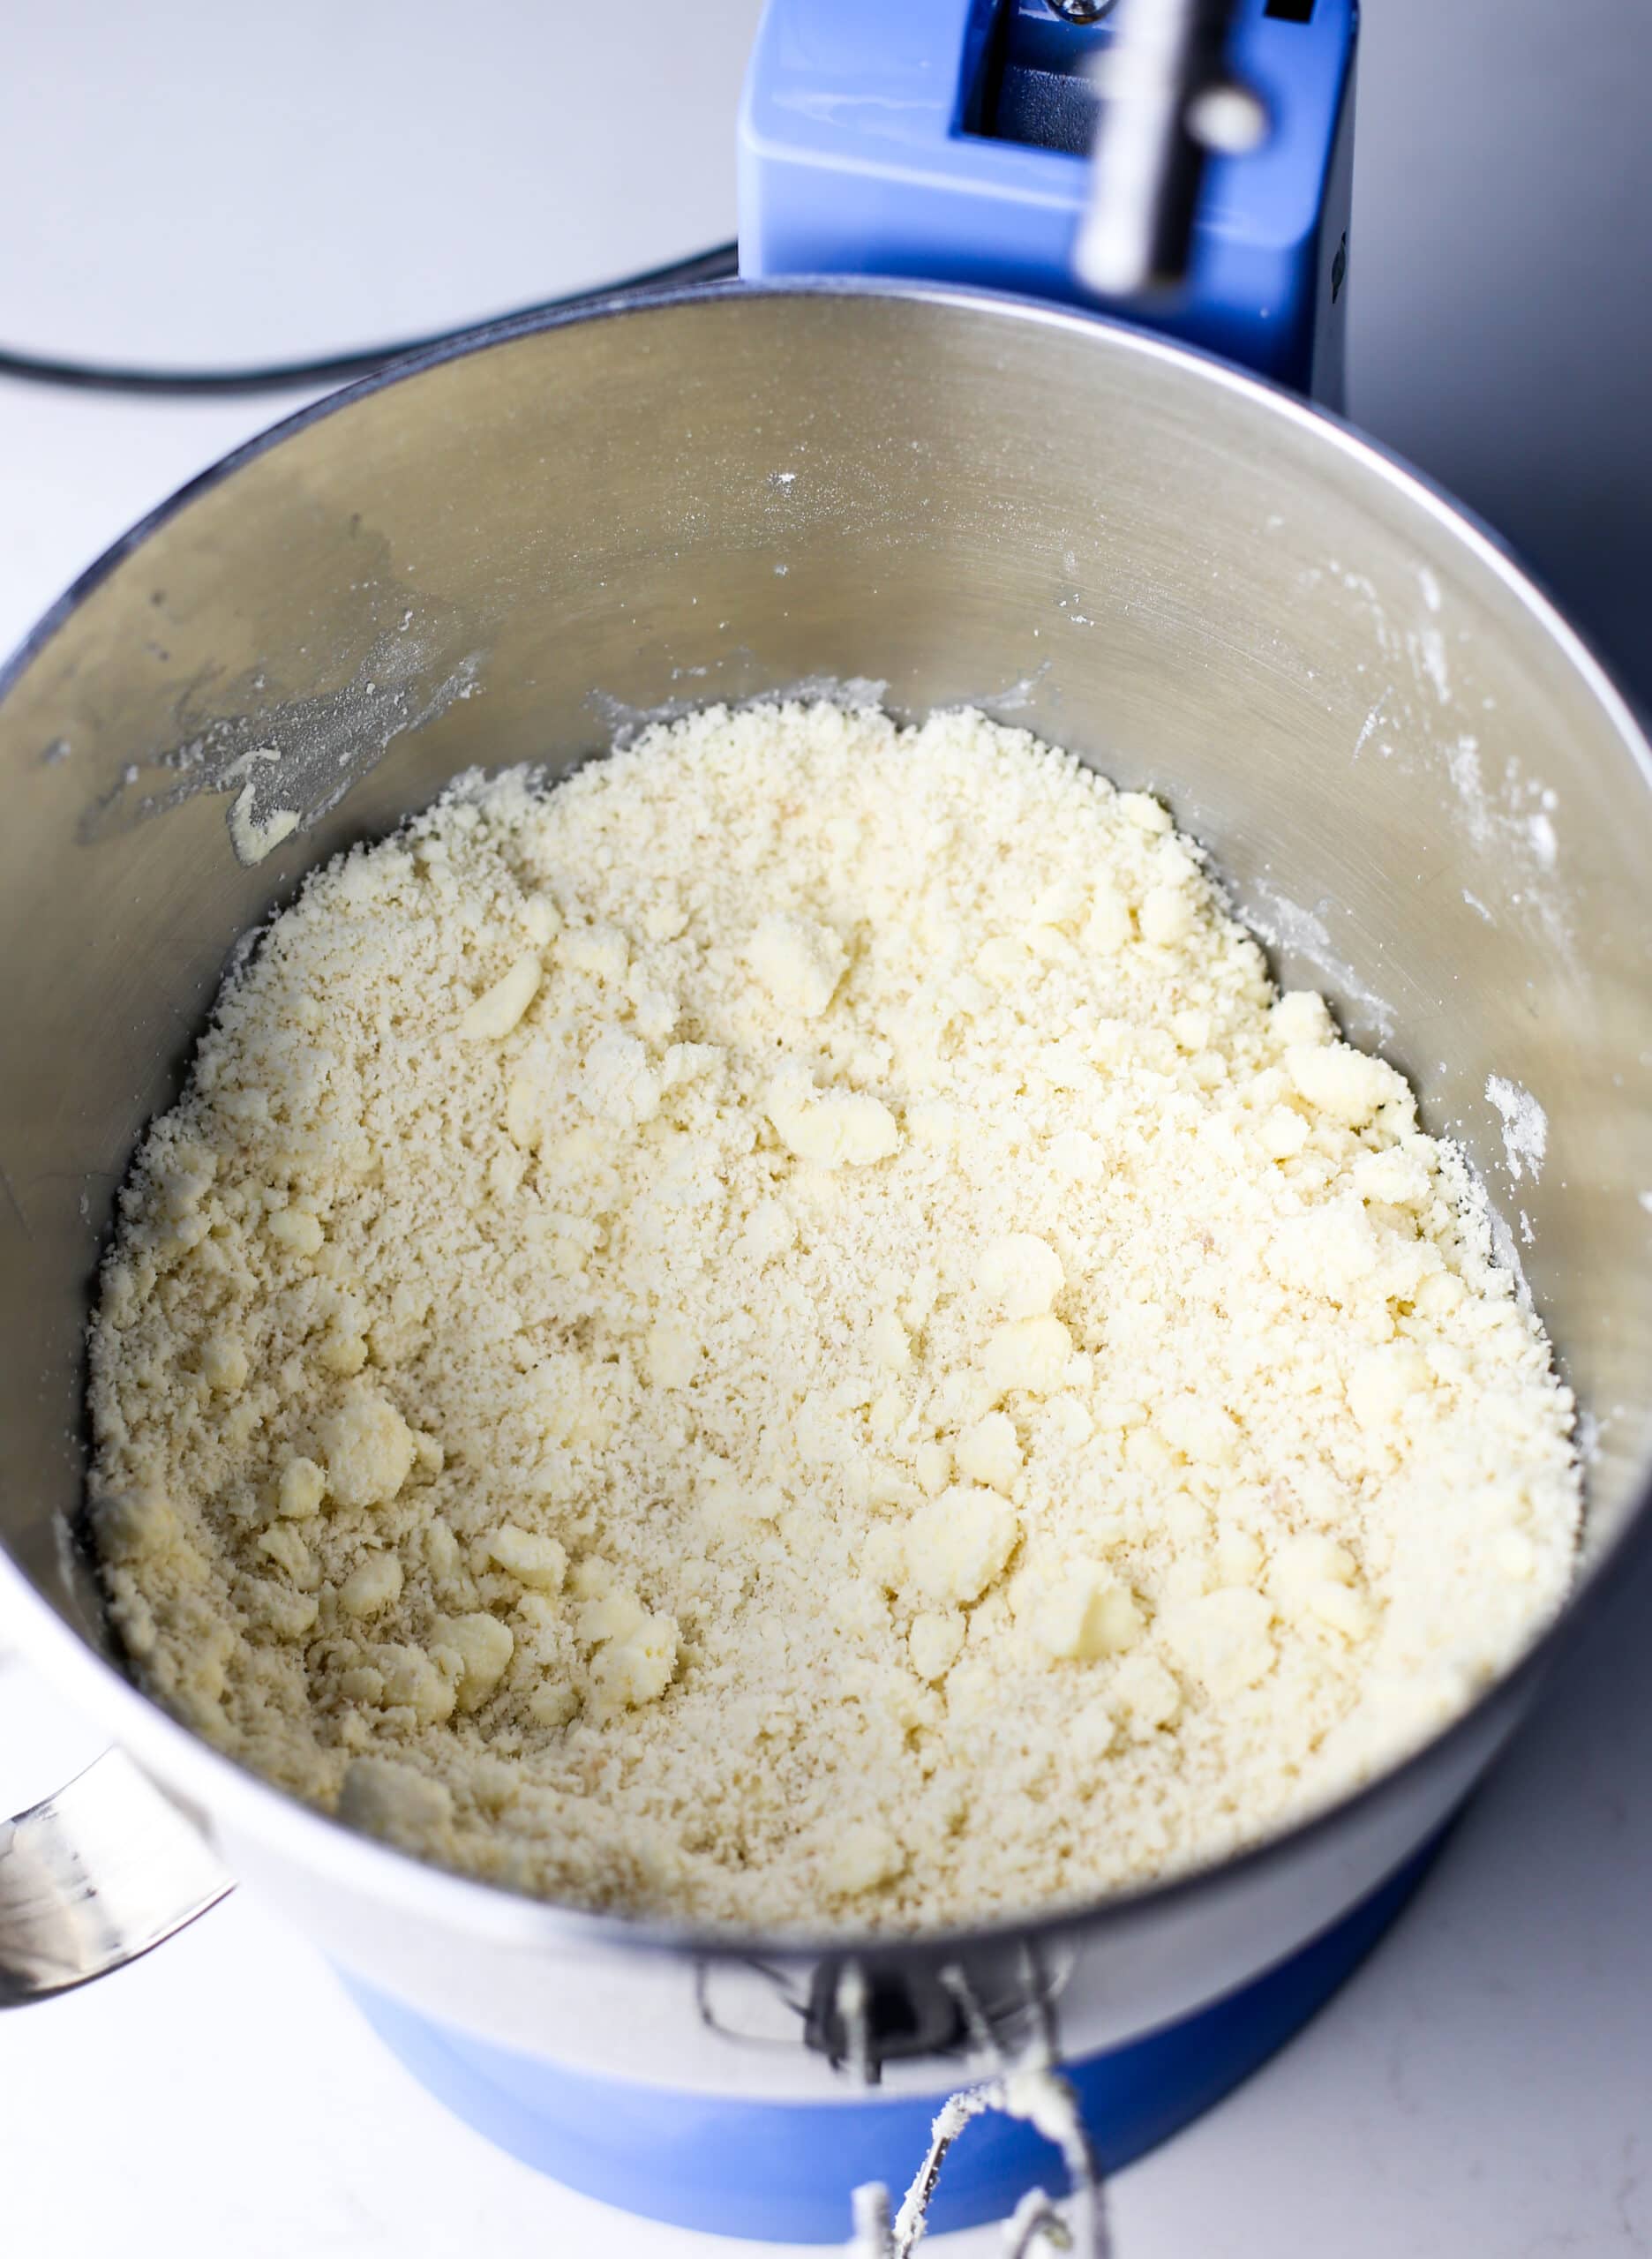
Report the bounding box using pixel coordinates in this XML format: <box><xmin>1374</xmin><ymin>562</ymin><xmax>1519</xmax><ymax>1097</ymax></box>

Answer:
<box><xmin>0</xmin><ymin>240</ymin><xmax>740</xmax><ymax>398</ymax></box>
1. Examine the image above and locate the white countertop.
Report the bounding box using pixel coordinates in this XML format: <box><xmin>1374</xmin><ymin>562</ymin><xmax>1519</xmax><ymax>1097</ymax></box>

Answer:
<box><xmin>4</xmin><ymin>5</ymin><xmax>1649</xmax><ymax>2252</ymax></box>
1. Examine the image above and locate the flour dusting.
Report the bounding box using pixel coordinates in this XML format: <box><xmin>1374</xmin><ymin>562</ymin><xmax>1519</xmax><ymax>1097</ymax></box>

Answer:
<box><xmin>1243</xmin><ymin>879</ymin><xmax>1397</xmax><ymax>1043</ymax></box>
<box><xmin>1486</xmin><ymin>1075</ymin><xmax>1549</xmax><ymax>1185</ymax></box>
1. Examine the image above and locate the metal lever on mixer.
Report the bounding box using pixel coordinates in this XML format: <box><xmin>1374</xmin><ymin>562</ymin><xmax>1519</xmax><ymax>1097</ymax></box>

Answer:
<box><xmin>1075</xmin><ymin>0</ymin><xmax>1271</xmax><ymax>298</ymax></box>
<box><xmin>0</xmin><ymin>1747</ymin><xmax>231</xmax><ymax>2005</ymax></box>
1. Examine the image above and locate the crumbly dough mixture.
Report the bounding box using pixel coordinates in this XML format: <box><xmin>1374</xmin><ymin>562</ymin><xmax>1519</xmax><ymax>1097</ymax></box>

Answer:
<box><xmin>88</xmin><ymin>702</ymin><xmax>1581</xmax><ymax>1931</ymax></box>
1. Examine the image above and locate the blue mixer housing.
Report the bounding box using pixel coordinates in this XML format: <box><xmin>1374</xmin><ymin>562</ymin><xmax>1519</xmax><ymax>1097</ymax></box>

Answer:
<box><xmin>740</xmin><ymin>0</ymin><xmax>1358</xmax><ymax>401</ymax></box>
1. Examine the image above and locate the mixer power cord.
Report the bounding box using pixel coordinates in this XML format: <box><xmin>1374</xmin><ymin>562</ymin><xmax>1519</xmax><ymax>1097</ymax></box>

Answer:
<box><xmin>0</xmin><ymin>242</ymin><xmax>739</xmax><ymax>398</ymax></box>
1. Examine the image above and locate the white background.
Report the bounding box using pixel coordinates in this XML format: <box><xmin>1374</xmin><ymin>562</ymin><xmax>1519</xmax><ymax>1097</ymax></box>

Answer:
<box><xmin>3</xmin><ymin>4</ymin><xmax>1649</xmax><ymax>2253</ymax></box>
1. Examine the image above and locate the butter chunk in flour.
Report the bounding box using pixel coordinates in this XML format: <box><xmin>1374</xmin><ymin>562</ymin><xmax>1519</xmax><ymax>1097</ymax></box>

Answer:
<box><xmin>88</xmin><ymin>702</ymin><xmax>1581</xmax><ymax>1931</ymax></box>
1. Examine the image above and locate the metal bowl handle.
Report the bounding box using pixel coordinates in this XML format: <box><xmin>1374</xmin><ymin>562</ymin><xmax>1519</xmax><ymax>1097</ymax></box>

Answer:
<box><xmin>0</xmin><ymin>1748</ymin><xmax>231</xmax><ymax>2005</ymax></box>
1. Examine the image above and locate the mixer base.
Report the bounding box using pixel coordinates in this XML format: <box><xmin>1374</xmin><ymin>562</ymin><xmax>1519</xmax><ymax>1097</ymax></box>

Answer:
<box><xmin>344</xmin><ymin>1840</ymin><xmax>1440</xmax><ymax>2243</ymax></box>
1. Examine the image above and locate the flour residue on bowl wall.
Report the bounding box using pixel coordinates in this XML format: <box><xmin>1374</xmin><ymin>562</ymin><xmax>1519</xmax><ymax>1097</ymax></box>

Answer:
<box><xmin>1243</xmin><ymin>877</ymin><xmax>1398</xmax><ymax>1046</ymax></box>
<box><xmin>1442</xmin><ymin>736</ymin><xmax>1563</xmax><ymax>884</ymax></box>
<box><xmin>78</xmin><ymin>609</ymin><xmax>485</xmax><ymax>867</ymax></box>
<box><xmin>1331</xmin><ymin>553</ymin><xmax>1581</xmax><ymax>992</ymax></box>
<box><xmin>224</xmin><ymin>748</ymin><xmax>301</xmax><ymax>864</ymax></box>
<box><xmin>1409</xmin><ymin>622</ymin><xmax>1453</xmax><ymax>706</ymax></box>
<box><xmin>1486</xmin><ymin>1074</ymin><xmax>1549</xmax><ymax>1184</ymax></box>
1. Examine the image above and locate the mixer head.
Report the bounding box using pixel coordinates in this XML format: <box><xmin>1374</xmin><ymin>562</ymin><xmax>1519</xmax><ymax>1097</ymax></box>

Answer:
<box><xmin>739</xmin><ymin>0</ymin><xmax>1356</xmax><ymax>401</ymax></box>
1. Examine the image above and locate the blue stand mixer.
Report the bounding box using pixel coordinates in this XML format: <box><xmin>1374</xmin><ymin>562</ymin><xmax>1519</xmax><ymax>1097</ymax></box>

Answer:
<box><xmin>349</xmin><ymin>25</ymin><xmax>1400</xmax><ymax>2233</ymax></box>
<box><xmin>10</xmin><ymin>2</ymin><xmax>1646</xmax><ymax>2253</ymax></box>
<box><xmin>353</xmin><ymin>9</ymin><xmax>1388</xmax><ymax>2236</ymax></box>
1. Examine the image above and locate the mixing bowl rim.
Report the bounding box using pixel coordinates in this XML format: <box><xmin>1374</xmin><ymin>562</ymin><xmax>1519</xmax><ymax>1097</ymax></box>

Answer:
<box><xmin>3</xmin><ymin>273</ymin><xmax>1648</xmax><ymax>1971</ymax></box>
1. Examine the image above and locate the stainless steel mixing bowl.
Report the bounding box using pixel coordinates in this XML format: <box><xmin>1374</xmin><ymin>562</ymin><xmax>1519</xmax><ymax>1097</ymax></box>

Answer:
<box><xmin>2</xmin><ymin>281</ymin><xmax>1649</xmax><ymax>2093</ymax></box>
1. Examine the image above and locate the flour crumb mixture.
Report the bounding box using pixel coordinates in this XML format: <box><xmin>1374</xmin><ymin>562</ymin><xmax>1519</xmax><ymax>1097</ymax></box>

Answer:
<box><xmin>89</xmin><ymin>702</ymin><xmax>1581</xmax><ymax>1930</ymax></box>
